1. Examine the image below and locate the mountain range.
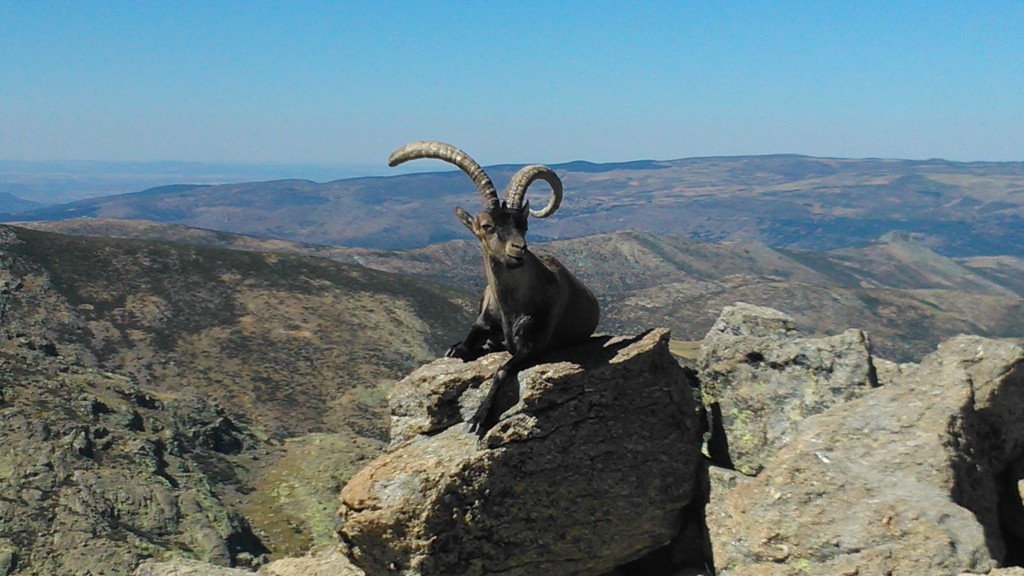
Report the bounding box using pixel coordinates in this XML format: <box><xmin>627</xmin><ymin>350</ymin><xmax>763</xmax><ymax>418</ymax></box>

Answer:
<box><xmin>3</xmin><ymin>152</ymin><xmax>1024</xmax><ymax>572</ymax></box>
<box><xmin>5</xmin><ymin>154</ymin><xmax>1024</xmax><ymax>256</ymax></box>
<box><xmin>18</xmin><ymin>218</ymin><xmax>1024</xmax><ymax>363</ymax></box>
<box><xmin>3</xmin><ymin>209</ymin><xmax>1023</xmax><ymax>571</ymax></box>
<box><xmin>0</xmin><ymin>192</ymin><xmax>42</xmax><ymax>214</ymax></box>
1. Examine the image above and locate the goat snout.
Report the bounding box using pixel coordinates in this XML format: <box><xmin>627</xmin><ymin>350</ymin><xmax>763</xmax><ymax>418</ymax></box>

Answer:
<box><xmin>506</xmin><ymin>241</ymin><xmax>527</xmax><ymax>259</ymax></box>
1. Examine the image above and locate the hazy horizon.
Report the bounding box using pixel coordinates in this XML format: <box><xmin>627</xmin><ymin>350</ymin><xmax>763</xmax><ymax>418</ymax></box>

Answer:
<box><xmin>3</xmin><ymin>150</ymin><xmax>1023</xmax><ymax>207</ymax></box>
<box><xmin>3</xmin><ymin>2</ymin><xmax>1023</xmax><ymax>169</ymax></box>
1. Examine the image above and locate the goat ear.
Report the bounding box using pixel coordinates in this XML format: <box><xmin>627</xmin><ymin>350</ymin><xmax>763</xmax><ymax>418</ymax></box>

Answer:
<box><xmin>455</xmin><ymin>206</ymin><xmax>475</xmax><ymax>231</ymax></box>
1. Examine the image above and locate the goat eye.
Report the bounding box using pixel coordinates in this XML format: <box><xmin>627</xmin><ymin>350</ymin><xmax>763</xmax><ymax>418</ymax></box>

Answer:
<box><xmin>481</xmin><ymin>223</ymin><xmax>495</xmax><ymax>233</ymax></box>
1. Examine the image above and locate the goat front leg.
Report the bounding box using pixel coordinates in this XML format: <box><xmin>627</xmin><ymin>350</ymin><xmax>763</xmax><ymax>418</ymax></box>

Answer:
<box><xmin>446</xmin><ymin>318</ymin><xmax>503</xmax><ymax>361</ymax></box>
<box><xmin>447</xmin><ymin>295</ymin><xmax>502</xmax><ymax>360</ymax></box>
<box><xmin>467</xmin><ymin>315</ymin><xmax>547</xmax><ymax>436</ymax></box>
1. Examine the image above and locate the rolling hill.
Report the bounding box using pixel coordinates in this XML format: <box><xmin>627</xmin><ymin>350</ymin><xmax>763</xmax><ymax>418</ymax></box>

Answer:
<box><xmin>6</xmin><ymin>155</ymin><xmax>1024</xmax><ymax>257</ymax></box>
<box><xmin>1</xmin><ymin>223</ymin><xmax>472</xmax><ymax>438</ymax></box>
<box><xmin>0</xmin><ymin>191</ymin><xmax>43</xmax><ymax>214</ymax></box>
<box><xmin>20</xmin><ymin>218</ymin><xmax>1024</xmax><ymax>362</ymax></box>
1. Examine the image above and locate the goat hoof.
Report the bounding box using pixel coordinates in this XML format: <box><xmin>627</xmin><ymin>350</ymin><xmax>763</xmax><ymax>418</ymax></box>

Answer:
<box><xmin>446</xmin><ymin>345</ymin><xmax>470</xmax><ymax>360</ymax></box>
<box><xmin>466</xmin><ymin>415</ymin><xmax>494</xmax><ymax>438</ymax></box>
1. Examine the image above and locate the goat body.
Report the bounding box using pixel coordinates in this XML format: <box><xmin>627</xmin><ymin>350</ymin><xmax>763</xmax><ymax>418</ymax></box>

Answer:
<box><xmin>457</xmin><ymin>252</ymin><xmax>598</xmax><ymax>356</ymax></box>
<box><xmin>453</xmin><ymin>249</ymin><xmax>600</xmax><ymax>431</ymax></box>
<box><xmin>389</xmin><ymin>141</ymin><xmax>600</xmax><ymax>436</ymax></box>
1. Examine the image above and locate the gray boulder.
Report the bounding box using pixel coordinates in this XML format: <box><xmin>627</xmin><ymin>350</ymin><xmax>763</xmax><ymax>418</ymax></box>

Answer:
<box><xmin>697</xmin><ymin>302</ymin><xmax>877</xmax><ymax>474</ymax></box>
<box><xmin>338</xmin><ymin>329</ymin><xmax>705</xmax><ymax>576</ymax></box>
<box><xmin>708</xmin><ymin>335</ymin><xmax>1024</xmax><ymax>574</ymax></box>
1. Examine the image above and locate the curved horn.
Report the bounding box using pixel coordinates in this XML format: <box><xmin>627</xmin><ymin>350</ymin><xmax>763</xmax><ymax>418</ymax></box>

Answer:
<box><xmin>388</xmin><ymin>141</ymin><xmax>499</xmax><ymax>210</ymax></box>
<box><xmin>504</xmin><ymin>165</ymin><xmax>563</xmax><ymax>218</ymax></box>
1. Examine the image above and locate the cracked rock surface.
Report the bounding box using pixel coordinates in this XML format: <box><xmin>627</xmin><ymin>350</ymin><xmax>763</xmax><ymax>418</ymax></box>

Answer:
<box><xmin>338</xmin><ymin>329</ymin><xmax>705</xmax><ymax>576</ymax></box>
<box><xmin>697</xmin><ymin>302</ymin><xmax>878</xmax><ymax>475</ymax></box>
<box><xmin>703</xmin><ymin>305</ymin><xmax>1024</xmax><ymax>575</ymax></box>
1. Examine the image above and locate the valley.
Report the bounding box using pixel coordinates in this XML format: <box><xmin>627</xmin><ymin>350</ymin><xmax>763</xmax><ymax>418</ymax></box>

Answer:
<box><xmin>20</xmin><ymin>218</ymin><xmax>1024</xmax><ymax>362</ymax></box>
<box><xmin>2</xmin><ymin>155</ymin><xmax>1024</xmax><ymax>573</ymax></box>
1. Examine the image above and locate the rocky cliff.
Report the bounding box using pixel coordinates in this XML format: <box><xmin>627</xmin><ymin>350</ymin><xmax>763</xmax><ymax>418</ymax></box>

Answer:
<box><xmin>0</xmin><ymin>222</ymin><xmax>466</xmax><ymax>569</ymax></box>
<box><xmin>0</xmin><ymin>329</ymin><xmax>269</xmax><ymax>575</ymax></box>
<box><xmin>6</xmin><ymin>283</ymin><xmax>1022</xmax><ymax>575</ymax></box>
<box><xmin>702</xmin><ymin>305</ymin><xmax>1024</xmax><ymax>574</ymax></box>
<box><xmin>2</xmin><ymin>227</ymin><xmax>272</xmax><ymax>575</ymax></box>
<box><xmin>326</xmin><ymin>305</ymin><xmax>1024</xmax><ymax>576</ymax></box>
<box><xmin>706</xmin><ymin>338</ymin><xmax>1024</xmax><ymax>574</ymax></box>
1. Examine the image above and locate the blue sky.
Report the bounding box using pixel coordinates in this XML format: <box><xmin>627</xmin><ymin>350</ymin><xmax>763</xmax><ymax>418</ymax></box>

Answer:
<box><xmin>2</xmin><ymin>1</ymin><xmax>1022</xmax><ymax>170</ymax></box>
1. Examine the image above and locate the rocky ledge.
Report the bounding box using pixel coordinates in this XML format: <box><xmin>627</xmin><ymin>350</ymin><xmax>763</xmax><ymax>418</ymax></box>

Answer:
<box><xmin>138</xmin><ymin>303</ymin><xmax>1024</xmax><ymax>576</ymax></box>
<box><xmin>338</xmin><ymin>328</ymin><xmax>706</xmax><ymax>576</ymax></box>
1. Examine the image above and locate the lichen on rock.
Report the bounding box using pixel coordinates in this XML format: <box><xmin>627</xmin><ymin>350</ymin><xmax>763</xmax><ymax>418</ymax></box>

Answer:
<box><xmin>703</xmin><ymin>307</ymin><xmax>1024</xmax><ymax>575</ymax></box>
<box><xmin>697</xmin><ymin>302</ymin><xmax>878</xmax><ymax>474</ymax></box>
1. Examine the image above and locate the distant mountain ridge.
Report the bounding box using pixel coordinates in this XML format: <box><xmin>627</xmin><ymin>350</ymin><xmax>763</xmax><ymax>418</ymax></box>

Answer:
<box><xmin>5</xmin><ymin>154</ymin><xmax>1024</xmax><ymax>257</ymax></box>
<box><xmin>0</xmin><ymin>191</ymin><xmax>43</xmax><ymax>213</ymax></box>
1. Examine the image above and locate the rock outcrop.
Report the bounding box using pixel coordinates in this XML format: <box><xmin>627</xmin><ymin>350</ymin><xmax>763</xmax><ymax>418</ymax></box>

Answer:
<box><xmin>697</xmin><ymin>303</ymin><xmax>878</xmax><ymax>474</ymax></box>
<box><xmin>129</xmin><ymin>303</ymin><xmax>1024</xmax><ymax>576</ymax></box>
<box><xmin>338</xmin><ymin>329</ymin><xmax>706</xmax><ymax>576</ymax></box>
<box><xmin>703</xmin><ymin>305</ymin><xmax>1024</xmax><ymax>575</ymax></box>
<box><xmin>0</xmin><ymin>337</ymin><xmax>268</xmax><ymax>576</ymax></box>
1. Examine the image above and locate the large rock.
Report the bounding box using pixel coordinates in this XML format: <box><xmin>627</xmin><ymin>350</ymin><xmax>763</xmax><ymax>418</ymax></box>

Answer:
<box><xmin>338</xmin><ymin>329</ymin><xmax>705</xmax><ymax>576</ymax></box>
<box><xmin>697</xmin><ymin>302</ymin><xmax>878</xmax><ymax>474</ymax></box>
<box><xmin>708</xmin><ymin>335</ymin><xmax>1024</xmax><ymax>574</ymax></box>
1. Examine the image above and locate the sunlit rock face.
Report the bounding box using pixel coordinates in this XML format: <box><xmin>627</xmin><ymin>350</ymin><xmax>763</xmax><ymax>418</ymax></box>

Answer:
<box><xmin>338</xmin><ymin>329</ymin><xmax>705</xmax><ymax>576</ymax></box>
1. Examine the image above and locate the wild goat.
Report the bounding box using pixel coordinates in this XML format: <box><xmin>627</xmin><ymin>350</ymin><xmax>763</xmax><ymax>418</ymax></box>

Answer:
<box><xmin>389</xmin><ymin>141</ymin><xmax>600</xmax><ymax>435</ymax></box>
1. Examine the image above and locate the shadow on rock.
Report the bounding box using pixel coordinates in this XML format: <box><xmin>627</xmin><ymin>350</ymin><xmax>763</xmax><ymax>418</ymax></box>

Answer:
<box><xmin>338</xmin><ymin>328</ymin><xmax>711</xmax><ymax>576</ymax></box>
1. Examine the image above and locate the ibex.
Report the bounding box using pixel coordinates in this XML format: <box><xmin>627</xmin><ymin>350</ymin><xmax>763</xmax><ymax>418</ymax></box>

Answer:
<box><xmin>389</xmin><ymin>141</ymin><xmax>600</xmax><ymax>436</ymax></box>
